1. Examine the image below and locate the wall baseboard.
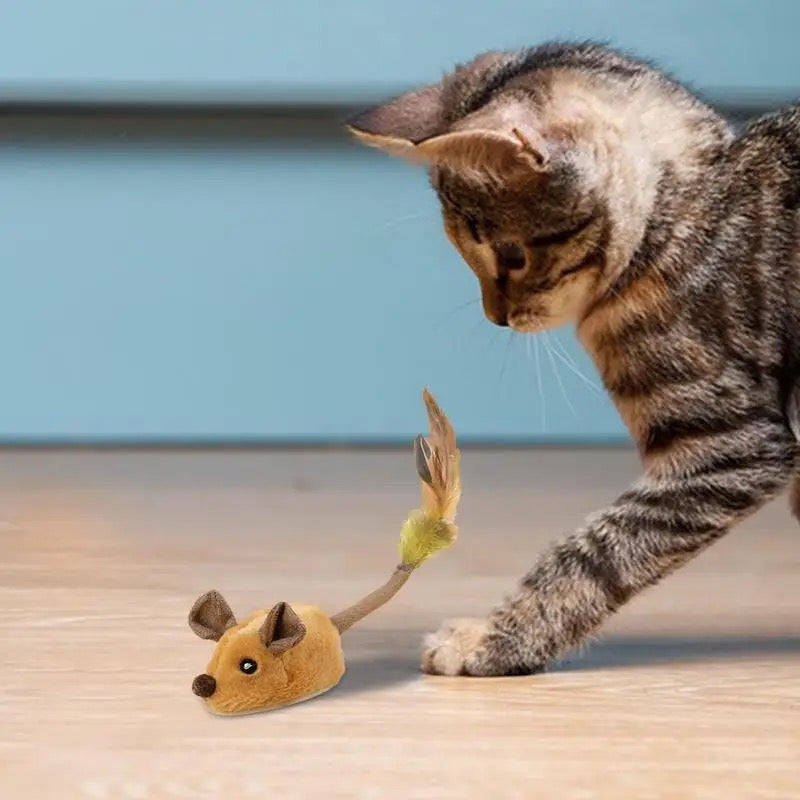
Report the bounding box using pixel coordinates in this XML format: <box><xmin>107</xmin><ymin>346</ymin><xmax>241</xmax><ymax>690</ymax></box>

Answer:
<box><xmin>1</xmin><ymin>95</ymin><xmax>794</xmax><ymax>143</ymax></box>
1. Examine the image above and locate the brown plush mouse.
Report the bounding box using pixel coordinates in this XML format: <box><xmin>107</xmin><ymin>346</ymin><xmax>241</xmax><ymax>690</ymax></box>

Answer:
<box><xmin>188</xmin><ymin>389</ymin><xmax>461</xmax><ymax>715</ymax></box>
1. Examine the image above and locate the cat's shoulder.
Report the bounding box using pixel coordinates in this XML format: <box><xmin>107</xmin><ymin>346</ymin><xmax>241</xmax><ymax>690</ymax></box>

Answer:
<box><xmin>729</xmin><ymin>103</ymin><xmax>800</xmax><ymax>193</ymax></box>
<box><xmin>737</xmin><ymin>103</ymin><xmax>800</xmax><ymax>152</ymax></box>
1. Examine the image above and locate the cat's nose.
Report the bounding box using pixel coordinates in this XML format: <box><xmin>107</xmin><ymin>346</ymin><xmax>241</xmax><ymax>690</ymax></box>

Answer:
<box><xmin>483</xmin><ymin>301</ymin><xmax>509</xmax><ymax>327</ymax></box>
<box><xmin>192</xmin><ymin>673</ymin><xmax>216</xmax><ymax>698</ymax></box>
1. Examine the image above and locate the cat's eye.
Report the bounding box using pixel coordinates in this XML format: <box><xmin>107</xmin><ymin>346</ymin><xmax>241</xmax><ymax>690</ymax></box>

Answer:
<box><xmin>530</xmin><ymin>216</ymin><xmax>595</xmax><ymax>248</ymax></box>
<box><xmin>240</xmin><ymin>658</ymin><xmax>258</xmax><ymax>675</ymax></box>
<box><xmin>492</xmin><ymin>241</ymin><xmax>527</xmax><ymax>272</ymax></box>
<box><xmin>464</xmin><ymin>216</ymin><xmax>482</xmax><ymax>243</ymax></box>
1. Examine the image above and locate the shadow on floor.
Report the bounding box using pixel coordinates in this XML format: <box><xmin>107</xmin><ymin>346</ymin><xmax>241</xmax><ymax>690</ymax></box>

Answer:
<box><xmin>334</xmin><ymin>653</ymin><xmax>421</xmax><ymax>697</ymax></box>
<box><xmin>328</xmin><ymin>630</ymin><xmax>800</xmax><ymax>695</ymax></box>
<box><xmin>555</xmin><ymin>633</ymin><xmax>800</xmax><ymax>672</ymax></box>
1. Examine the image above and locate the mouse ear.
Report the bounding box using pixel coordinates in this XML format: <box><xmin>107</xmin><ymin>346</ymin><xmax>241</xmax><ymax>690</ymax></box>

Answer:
<box><xmin>259</xmin><ymin>602</ymin><xmax>307</xmax><ymax>655</ymax></box>
<box><xmin>188</xmin><ymin>590</ymin><xmax>237</xmax><ymax>640</ymax></box>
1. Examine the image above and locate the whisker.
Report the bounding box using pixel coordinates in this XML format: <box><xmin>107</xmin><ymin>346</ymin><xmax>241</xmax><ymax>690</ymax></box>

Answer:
<box><xmin>549</xmin><ymin>333</ymin><xmax>582</xmax><ymax>371</ymax></box>
<box><xmin>543</xmin><ymin>331</ymin><xmax>577</xmax><ymax>417</ymax></box>
<box><xmin>365</xmin><ymin>211</ymin><xmax>431</xmax><ymax>235</ymax></box>
<box><xmin>548</xmin><ymin>341</ymin><xmax>604</xmax><ymax>395</ymax></box>
<box><xmin>469</xmin><ymin>315</ymin><xmax>488</xmax><ymax>337</ymax></box>
<box><xmin>430</xmin><ymin>298</ymin><xmax>480</xmax><ymax>332</ymax></box>
<box><xmin>498</xmin><ymin>330</ymin><xmax>516</xmax><ymax>383</ymax></box>
<box><xmin>533</xmin><ymin>335</ymin><xmax>547</xmax><ymax>432</ymax></box>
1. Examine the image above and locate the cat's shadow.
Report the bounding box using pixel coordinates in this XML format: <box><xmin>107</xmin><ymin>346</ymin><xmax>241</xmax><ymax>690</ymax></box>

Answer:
<box><xmin>555</xmin><ymin>632</ymin><xmax>800</xmax><ymax>672</ymax></box>
<box><xmin>332</xmin><ymin>630</ymin><xmax>800</xmax><ymax>697</ymax></box>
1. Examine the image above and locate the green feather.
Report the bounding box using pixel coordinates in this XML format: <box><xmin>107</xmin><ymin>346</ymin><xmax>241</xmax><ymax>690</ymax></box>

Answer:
<box><xmin>399</xmin><ymin>511</ymin><xmax>457</xmax><ymax>568</ymax></box>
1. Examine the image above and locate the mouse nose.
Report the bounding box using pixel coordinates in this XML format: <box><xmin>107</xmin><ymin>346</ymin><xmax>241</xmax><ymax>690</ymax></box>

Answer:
<box><xmin>192</xmin><ymin>673</ymin><xmax>216</xmax><ymax>698</ymax></box>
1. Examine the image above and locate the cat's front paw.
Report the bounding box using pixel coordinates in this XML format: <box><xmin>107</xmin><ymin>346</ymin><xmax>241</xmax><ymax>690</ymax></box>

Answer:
<box><xmin>421</xmin><ymin>618</ymin><xmax>502</xmax><ymax>676</ymax></box>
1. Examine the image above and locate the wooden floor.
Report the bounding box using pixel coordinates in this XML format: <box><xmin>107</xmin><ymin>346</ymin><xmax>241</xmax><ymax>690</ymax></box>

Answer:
<box><xmin>0</xmin><ymin>448</ymin><xmax>798</xmax><ymax>799</ymax></box>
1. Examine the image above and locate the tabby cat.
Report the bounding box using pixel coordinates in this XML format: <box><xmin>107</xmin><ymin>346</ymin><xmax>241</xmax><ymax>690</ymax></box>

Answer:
<box><xmin>349</xmin><ymin>42</ymin><xmax>800</xmax><ymax>676</ymax></box>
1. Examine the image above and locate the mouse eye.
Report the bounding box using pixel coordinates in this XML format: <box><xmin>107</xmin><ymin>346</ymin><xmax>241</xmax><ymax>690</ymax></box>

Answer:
<box><xmin>239</xmin><ymin>658</ymin><xmax>258</xmax><ymax>675</ymax></box>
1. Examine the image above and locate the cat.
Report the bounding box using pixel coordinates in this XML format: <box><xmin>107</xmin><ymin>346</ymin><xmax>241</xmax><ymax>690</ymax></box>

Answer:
<box><xmin>348</xmin><ymin>42</ymin><xmax>800</xmax><ymax>676</ymax></box>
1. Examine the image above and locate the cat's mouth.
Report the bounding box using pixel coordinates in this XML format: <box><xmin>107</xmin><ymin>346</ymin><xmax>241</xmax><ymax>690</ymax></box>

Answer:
<box><xmin>508</xmin><ymin>305</ymin><xmax>576</xmax><ymax>332</ymax></box>
<box><xmin>507</xmin><ymin>311</ymin><xmax>544</xmax><ymax>333</ymax></box>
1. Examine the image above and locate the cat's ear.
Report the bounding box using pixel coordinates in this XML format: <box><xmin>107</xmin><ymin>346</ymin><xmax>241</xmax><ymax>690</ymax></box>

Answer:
<box><xmin>416</xmin><ymin>126</ymin><xmax>549</xmax><ymax>172</ymax></box>
<box><xmin>417</xmin><ymin>100</ymin><xmax>550</xmax><ymax>172</ymax></box>
<box><xmin>349</xmin><ymin>94</ymin><xmax>550</xmax><ymax>172</ymax></box>
<box><xmin>347</xmin><ymin>84</ymin><xmax>446</xmax><ymax>161</ymax></box>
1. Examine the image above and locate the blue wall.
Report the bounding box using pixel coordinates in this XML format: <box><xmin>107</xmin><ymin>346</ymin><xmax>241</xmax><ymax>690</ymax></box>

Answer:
<box><xmin>2</xmin><ymin>2</ymin><xmax>799</xmax><ymax>443</ymax></box>
<box><xmin>2</xmin><ymin>1</ymin><xmax>799</xmax><ymax>102</ymax></box>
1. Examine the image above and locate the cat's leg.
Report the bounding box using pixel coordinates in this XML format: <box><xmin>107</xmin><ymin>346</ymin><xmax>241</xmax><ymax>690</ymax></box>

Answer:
<box><xmin>422</xmin><ymin>420</ymin><xmax>793</xmax><ymax>676</ymax></box>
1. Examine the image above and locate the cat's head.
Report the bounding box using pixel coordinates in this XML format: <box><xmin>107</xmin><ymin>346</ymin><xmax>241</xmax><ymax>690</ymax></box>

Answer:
<box><xmin>349</xmin><ymin>44</ymin><xmax>723</xmax><ymax>331</ymax></box>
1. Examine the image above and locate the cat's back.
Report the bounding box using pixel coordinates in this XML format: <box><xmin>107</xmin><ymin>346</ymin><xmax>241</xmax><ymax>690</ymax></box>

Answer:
<box><xmin>729</xmin><ymin>104</ymin><xmax>800</xmax><ymax>374</ymax></box>
<box><xmin>724</xmin><ymin>104</ymin><xmax>800</xmax><ymax>304</ymax></box>
<box><xmin>730</xmin><ymin>104</ymin><xmax>800</xmax><ymax>210</ymax></box>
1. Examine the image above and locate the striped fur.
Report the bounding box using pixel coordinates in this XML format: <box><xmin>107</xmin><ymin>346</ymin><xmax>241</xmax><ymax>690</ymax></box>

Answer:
<box><xmin>350</xmin><ymin>42</ymin><xmax>800</xmax><ymax>676</ymax></box>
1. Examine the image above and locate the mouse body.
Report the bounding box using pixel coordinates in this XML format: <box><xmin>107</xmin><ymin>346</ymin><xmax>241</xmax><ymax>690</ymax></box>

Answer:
<box><xmin>190</xmin><ymin>595</ymin><xmax>345</xmax><ymax>715</ymax></box>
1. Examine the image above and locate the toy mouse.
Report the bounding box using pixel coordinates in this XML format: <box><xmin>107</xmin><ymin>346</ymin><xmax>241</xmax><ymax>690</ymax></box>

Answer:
<box><xmin>188</xmin><ymin>389</ymin><xmax>461</xmax><ymax>715</ymax></box>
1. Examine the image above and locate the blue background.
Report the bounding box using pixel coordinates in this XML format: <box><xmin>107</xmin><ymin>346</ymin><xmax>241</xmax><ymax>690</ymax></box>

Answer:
<box><xmin>2</xmin><ymin>1</ymin><xmax>799</xmax><ymax>443</ymax></box>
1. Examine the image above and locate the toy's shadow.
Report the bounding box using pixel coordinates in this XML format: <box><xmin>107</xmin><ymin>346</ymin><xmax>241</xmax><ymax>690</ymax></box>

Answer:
<box><xmin>335</xmin><ymin>654</ymin><xmax>421</xmax><ymax>696</ymax></box>
<box><xmin>332</xmin><ymin>630</ymin><xmax>422</xmax><ymax>698</ymax></box>
<box><xmin>555</xmin><ymin>633</ymin><xmax>800</xmax><ymax>672</ymax></box>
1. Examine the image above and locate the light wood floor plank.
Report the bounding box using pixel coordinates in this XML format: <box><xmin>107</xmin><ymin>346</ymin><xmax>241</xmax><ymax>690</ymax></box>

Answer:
<box><xmin>1</xmin><ymin>449</ymin><xmax>797</xmax><ymax>798</ymax></box>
